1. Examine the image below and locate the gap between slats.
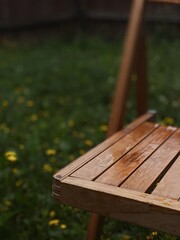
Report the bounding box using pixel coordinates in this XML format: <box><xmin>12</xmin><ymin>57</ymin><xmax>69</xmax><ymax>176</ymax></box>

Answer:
<box><xmin>151</xmin><ymin>154</ymin><xmax>180</xmax><ymax>199</ymax></box>
<box><xmin>146</xmin><ymin>152</ymin><xmax>180</xmax><ymax>194</ymax></box>
<box><xmin>119</xmin><ymin>129</ymin><xmax>179</xmax><ymax>195</ymax></box>
<box><xmin>71</xmin><ymin>122</ymin><xmax>159</xmax><ymax>180</ymax></box>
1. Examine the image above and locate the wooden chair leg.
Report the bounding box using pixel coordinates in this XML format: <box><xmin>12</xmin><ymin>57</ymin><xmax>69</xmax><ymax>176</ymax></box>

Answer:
<box><xmin>86</xmin><ymin>213</ymin><xmax>104</xmax><ymax>240</ymax></box>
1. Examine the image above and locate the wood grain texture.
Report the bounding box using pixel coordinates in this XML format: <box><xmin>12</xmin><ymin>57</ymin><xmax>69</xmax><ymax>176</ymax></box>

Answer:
<box><xmin>53</xmin><ymin>112</ymin><xmax>156</xmax><ymax>183</ymax></box>
<box><xmin>53</xmin><ymin>177</ymin><xmax>180</xmax><ymax>236</ymax></box>
<box><xmin>71</xmin><ymin>122</ymin><xmax>158</xmax><ymax>180</ymax></box>
<box><xmin>96</xmin><ymin>126</ymin><xmax>174</xmax><ymax>186</ymax></box>
<box><xmin>121</xmin><ymin>127</ymin><xmax>178</xmax><ymax>193</ymax></box>
<box><xmin>86</xmin><ymin>213</ymin><xmax>104</xmax><ymax>240</ymax></box>
<box><xmin>152</xmin><ymin>155</ymin><xmax>180</xmax><ymax>200</ymax></box>
<box><xmin>85</xmin><ymin>111</ymin><xmax>155</xmax><ymax>239</ymax></box>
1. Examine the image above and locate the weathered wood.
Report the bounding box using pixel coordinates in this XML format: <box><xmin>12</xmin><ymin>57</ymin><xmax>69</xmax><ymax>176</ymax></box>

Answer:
<box><xmin>108</xmin><ymin>0</ymin><xmax>146</xmax><ymax>136</ymax></box>
<box><xmin>86</xmin><ymin>213</ymin><xmax>104</xmax><ymax>240</ymax></box>
<box><xmin>54</xmin><ymin>112</ymin><xmax>156</xmax><ymax>183</ymax></box>
<box><xmin>152</xmin><ymin>155</ymin><xmax>180</xmax><ymax>200</ymax></box>
<box><xmin>121</xmin><ymin>128</ymin><xmax>178</xmax><ymax>192</ymax></box>
<box><xmin>71</xmin><ymin>122</ymin><xmax>158</xmax><ymax>180</ymax></box>
<box><xmin>85</xmin><ymin>111</ymin><xmax>155</xmax><ymax>240</ymax></box>
<box><xmin>53</xmin><ymin>177</ymin><xmax>180</xmax><ymax>236</ymax></box>
<box><xmin>96</xmin><ymin>126</ymin><xmax>174</xmax><ymax>186</ymax></box>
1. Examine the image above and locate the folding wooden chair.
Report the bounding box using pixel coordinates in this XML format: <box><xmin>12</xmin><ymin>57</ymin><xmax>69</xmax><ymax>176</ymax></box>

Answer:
<box><xmin>53</xmin><ymin>0</ymin><xmax>180</xmax><ymax>239</ymax></box>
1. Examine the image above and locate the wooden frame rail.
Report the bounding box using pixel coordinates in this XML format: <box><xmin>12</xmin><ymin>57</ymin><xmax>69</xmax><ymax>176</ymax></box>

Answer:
<box><xmin>53</xmin><ymin>177</ymin><xmax>180</xmax><ymax>236</ymax></box>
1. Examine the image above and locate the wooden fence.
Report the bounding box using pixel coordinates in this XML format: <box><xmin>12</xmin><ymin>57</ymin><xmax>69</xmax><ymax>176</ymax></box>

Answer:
<box><xmin>0</xmin><ymin>0</ymin><xmax>179</xmax><ymax>29</ymax></box>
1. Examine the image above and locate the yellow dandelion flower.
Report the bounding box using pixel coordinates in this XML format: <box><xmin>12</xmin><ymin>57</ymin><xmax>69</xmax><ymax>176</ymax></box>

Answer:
<box><xmin>122</xmin><ymin>234</ymin><xmax>131</xmax><ymax>240</ymax></box>
<box><xmin>68</xmin><ymin>120</ymin><xmax>75</xmax><ymax>128</ymax></box>
<box><xmin>19</xmin><ymin>144</ymin><xmax>25</xmax><ymax>150</ymax></box>
<box><xmin>84</xmin><ymin>139</ymin><xmax>93</xmax><ymax>147</ymax></box>
<box><xmin>5</xmin><ymin>151</ymin><xmax>17</xmax><ymax>162</ymax></box>
<box><xmin>79</xmin><ymin>149</ymin><xmax>85</xmax><ymax>155</ymax></box>
<box><xmin>7</xmin><ymin>155</ymin><xmax>17</xmax><ymax>162</ymax></box>
<box><xmin>151</xmin><ymin>231</ymin><xmax>158</xmax><ymax>236</ymax></box>
<box><xmin>15</xmin><ymin>179</ymin><xmax>23</xmax><ymax>187</ymax></box>
<box><xmin>4</xmin><ymin>126</ymin><xmax>10</xmax><ymax>134</ymax></box>
<box><xmin>46</xmin><ymin>149</ymin><xmax>57</xmax><ymax>156</ymax></box>
<box><xmin>43</xmin><ymin>163</ymin><xmax>53</xmax><ymax>173</ymax></box>
<box><xmin>0</xmin><ymin>207</ymin><xmax>5</xmax><ymax>212</ymax></box>
<box><xmin>27</xmin><ymin>100</ymin><xmax>34</xmax><ymax>107</ymax></box>
<box><xmin>49</xmin><ymin>210</ymin><xmax>56</xmax><ymax>218</ymax></box>
<box><xmin>0</xmin><ymin>123</ymin><xmax>9</xmax><ymax>132</ymax></box>
<box><xmin>17</xmin><ymin>96</ymin><xmax>25</xmax><ymax>104</ymax></box>
<box><xmin>99</xmin><ymin>124</ymin><xmax>108</xmax><ymax>132</ymax></box>
<box><xmin>15</xmin><ymin>87</ymin><xmax>22</xmax><ymax>94</ymax></box>
<box><xmin>163</xmin><ymin>117</ymin><xmax>174</xmax><ymax>125</ymax></box>
<box><xmin>60</xmin><ymin>223</ymin><xmax>67</xmax><ymax>230</ymax></box>
<box><xmin>5</xmin><ymin>151</ymin><xmax>16</xmax><ymax>157</ymax></box>
<box><xmin>30</xmin><ymin>114</ymin><xmax>38</xmax><ymax>122</ymax></box>
<box><xmin>146</xmin><ymin>236</ymin><xmax>152</xmax><ymax>240</ymax></box>
<box><xmin>68</xmin><ymin>154</ymin><xmax>75</xmax><ymax>161</ymax></box>
<box><xmin>48</xmin><ymin>219</ymin><xmax>60</xmax><ymax>226</ymax></box>
<box><xmin>159</xmin><ymin>120</ymin><xmax>165</xmax><ymax>126</ymax></box>
<box><xmin>4</xmin><ymin>200</ymin><xmax>12</xmax><ymax>207</ymax></box>
<box><xmin>2</xmin><ymin>100</ymin><xmax>9</xmax><ymax>108</ymax></box>
<box><xmin>79</xmin><ymin>132</ymin><xmax>85</xmax><ymax>139</ymax></box>
<box><xmin>12</xmin><ymin>168</ymin><xmax>20</xmax><ymax>175</ymax></box>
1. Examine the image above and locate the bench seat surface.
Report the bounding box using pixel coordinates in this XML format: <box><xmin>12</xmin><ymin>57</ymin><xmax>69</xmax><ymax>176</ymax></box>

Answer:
<box><xmin>53</xmin><ymin>114</ymin><xmax>180</xmax><ymax>236</ymax></box>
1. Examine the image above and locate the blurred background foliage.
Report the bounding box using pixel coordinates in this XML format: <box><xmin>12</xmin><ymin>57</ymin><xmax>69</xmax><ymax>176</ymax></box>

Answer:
<box><xmin>0</xmin><ymin>3</ymin><xmax>180</xmax><ymax>239</ymax></box>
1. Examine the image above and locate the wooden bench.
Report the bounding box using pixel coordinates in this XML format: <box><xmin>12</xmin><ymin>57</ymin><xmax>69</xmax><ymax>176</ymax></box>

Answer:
<box><xmin>53</xmin><ymin>0</ymin><xmax>180</xmax><ymax>239</ymax></box>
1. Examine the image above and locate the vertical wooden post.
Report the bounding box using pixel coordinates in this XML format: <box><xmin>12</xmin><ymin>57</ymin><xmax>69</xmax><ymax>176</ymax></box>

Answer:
<box><xmin>108</xmin><ymin>0</ymin><xmax>146</xmax><ymax>137</ymax></box>
<box><xmin>86</xmin><ymin>214</ymin><xmax>104</xmax><ymax>240</ymax></box>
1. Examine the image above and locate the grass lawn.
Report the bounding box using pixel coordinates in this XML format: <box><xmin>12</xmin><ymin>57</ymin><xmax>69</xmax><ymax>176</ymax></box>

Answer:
<box><xmin>0</xmin><ymin>27</ymin><xmax>180</xmax><ymax>240</ymax></box>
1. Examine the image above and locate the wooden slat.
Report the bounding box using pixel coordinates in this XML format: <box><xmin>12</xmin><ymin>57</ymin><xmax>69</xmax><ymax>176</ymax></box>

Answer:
<box><xmin>121</xmin><ymin>128</ymin><xmax>179</xmax><ymax>193</ymax></box>
<box><xmin>152</xmin><ymin>155</ymin><xmax>180</xmax><ymax>200</ymax></box>
<box><xmin>71</xmin><ymin>122</ymin><xmax>158</xmax><ymax>180</ymax></box>
<box><xmin>53</xmin><ymin>112</ymin><xmax>156</xmax><ymax>182</ymax></box>
<box><xmin>96</xmin><ymin>126</ymin><xmax>175</xmax><ymax>186</ymax></box>
<box><xmin>53</xmin><ymin>176</ymin><xmax>180</xmax><ymax>236</ymax></box>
